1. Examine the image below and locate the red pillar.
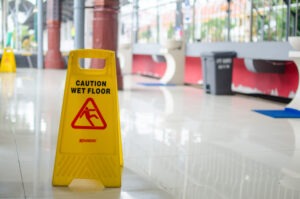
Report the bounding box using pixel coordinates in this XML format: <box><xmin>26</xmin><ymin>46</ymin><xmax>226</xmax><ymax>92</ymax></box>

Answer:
<box><xmin>92</xmin><ymin>0</ymin><xmax>123</xmax><ymax>90</ymax></box>
<box><xmin>44</xmin><ymin>0</ymin><xmax>64</xmax><ymax>69</ymax></box>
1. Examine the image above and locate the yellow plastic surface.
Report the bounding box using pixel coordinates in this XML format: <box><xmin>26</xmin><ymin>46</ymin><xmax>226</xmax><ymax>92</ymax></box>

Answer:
<box><xmin>52</xmin><ymin>49</ymin><xmax>123</xmax><ymax>187</ymax></box>
<box><xmin>0</xmin><ymin>48</ymin><xmax>16</xmax><ymax>73</ymax></box>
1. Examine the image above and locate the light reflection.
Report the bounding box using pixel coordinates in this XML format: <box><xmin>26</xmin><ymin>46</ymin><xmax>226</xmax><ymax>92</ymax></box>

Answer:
<box><xmin>15</xmin><ymin>77</ymin><xmax>23</xmax><ymax>89</ymax></box>
<box><xmin>135</xmin><ymin>112</ymin><xmax>156</xmax><ymax>135</ymax></box>
<box><xmin>193</xmin><ymin>132</ymin><xmax>201</xmax><ymax>143</ymax></box>
<box><xmin>121</xmin><ymin>81</ymin><xmax>300</xmax><ymax>199</ymax></box>
<box><xmin>159</xmin><ymin>87</ymin><xmax>174</xmax><ymax>115</ymax></box>
<box><xmin>0</xmin><ymin>73</ymin><xmax>16</xmax><ymax>98</ymax></box>
<box><xmin>121</xmin><ymin>192</ymin><xmax>134</xmax><ymax>199</ymax></box>
<box><xmin>40</xmin><ymin>118</ymin><xmax>47</xmax><ymax>133</ymax></box>
<box><xmin>16</xmin><ymin>101</ymin><xmax>35</xmax><ymax>131</ymax></box>
<box><xmin>0</xmin><ymin>73</ymin><xmax>17</xmax><ymax>125</ymax></box>
<box><xmin>154</xmin><ymin>128</ymin><xmax>164</xmax><ymax>143</ymax></box>
<box><xmin>180</xmin><ymin>128</ymin><xmax>190</xmax><ymax>146</ymax></box>
<box><xmin>280</xmin><ymin>120</ymin><xmax>300</xmax><ymax>191</ymax></box>
<box><xmin>109</xmin><ymin>74</ymin><xmax>300</xmax><ymax>199</ymax></box>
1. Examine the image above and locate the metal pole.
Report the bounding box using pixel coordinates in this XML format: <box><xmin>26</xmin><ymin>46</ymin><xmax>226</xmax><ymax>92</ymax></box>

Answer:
<box><xmin>250</xmin><ymin>0</ymin><xmax>253</xmax><ymax>42</ymax></box>
<box><xmin>296</xmin><ymin>0</ymin><xmax>298</xmax><ymax>36</ymax></box>
<box><xmin>37</xmin><ymin>0</ymin><xmax>44</xmax><ymax>69</ymax></box>
<box><xmin>286</xmin><ymin>0</ymin><xmax>291</xmax><ymax>41</ymax></box>
<box><xmin>192</xmin><ymin>0</ymin><xmax>196</xmax><ymax>42</ymax></box>
<box><xmin>175</xmin><ymin>0</ymin><xmax>183</xmax><ymax>39</ymax></box>
<box><xmin>15</xmin><ymin>0</ymin><xmax>20</xmax><ymax>50</ymax></box>
<box><xmin>261</xmin><ymin>16</ymin><xmax>265</xmax><ymax>41</ymax></box>
<box><xmin>227</xmin><ymin>0</ymin><xmax>231</xmax><ymax>42</ymax></box>
<box><xmin>156</xmin><ymin>0</ymin><xmax>160</xmax><ymax>43</ymax></box>
<box><xmin>1</xmin><ymin>0</ymin><xmax>7</xmax><ymax>47</ymax></box>
<box><xmin>133</xmin><ymin>0</ymin><xmax>139</xmax><ymax>43</ymax></box>
<box><xmin>74</xmin><ymin>0</ymin><xmax>85</xmax><ymax>49</ymax></box>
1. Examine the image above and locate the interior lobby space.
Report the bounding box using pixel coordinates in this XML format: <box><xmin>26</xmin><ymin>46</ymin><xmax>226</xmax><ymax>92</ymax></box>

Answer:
<box><xmin>1</xmin><ymin>0</ymin><xmax>300</xmax><ymax>198</ymax></box>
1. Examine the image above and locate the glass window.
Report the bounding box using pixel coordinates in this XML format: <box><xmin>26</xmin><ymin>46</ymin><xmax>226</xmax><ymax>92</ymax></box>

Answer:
<box><xmin>158</xmin><ymin>2</ymin><xmax>177</xmax><ymax>42</ymax></box>
<box><xmin>119</xmin><ymin>0</ymin><xmax>300</xmax><ymax>44</ymax></box>
<box><xmin>120</xmin><ymin>3</ymin><xmax>133</xmax><ymax>44</ymax></box>
<box><xmin>138</xmin><ymin>6</ymin><xmax>158</xmax><ymax>43</ymax></box>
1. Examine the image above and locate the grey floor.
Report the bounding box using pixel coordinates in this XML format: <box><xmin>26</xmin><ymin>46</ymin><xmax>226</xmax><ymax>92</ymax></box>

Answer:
<box><xmin>0</xmin><ymin>68</ymin><xmax>300</xmax><ymax>199</ymax></box>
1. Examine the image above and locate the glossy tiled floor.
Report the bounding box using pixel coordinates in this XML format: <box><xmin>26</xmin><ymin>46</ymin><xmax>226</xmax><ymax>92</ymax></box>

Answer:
<box><xmin>1</xmin><ymin>68</ymin><xmax>300</xmax><ymax>199</ymax></box>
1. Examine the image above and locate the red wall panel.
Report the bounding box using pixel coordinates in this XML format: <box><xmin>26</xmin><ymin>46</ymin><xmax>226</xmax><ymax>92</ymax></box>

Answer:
<box><xmin>132</xmin><ymin>54</ymin><xmax>298</xmax><ymax>98</ymax></box>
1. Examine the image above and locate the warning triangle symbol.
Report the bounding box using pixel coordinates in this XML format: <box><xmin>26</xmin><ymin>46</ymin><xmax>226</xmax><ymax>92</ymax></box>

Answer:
<box><xmin>71</xmin><ymin>98</ymin><xmax>107</xmax><ymax>129</ymax></box>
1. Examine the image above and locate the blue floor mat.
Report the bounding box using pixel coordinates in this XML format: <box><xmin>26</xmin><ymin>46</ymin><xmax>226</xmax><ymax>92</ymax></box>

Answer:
<box><xmin>253</xmin><ymin>108</ymin><xmax>300</xmax><ymax>118</ymax></box>
<box><xmin>138</xmin><ymin>82</ymin><xmax>176</xmax><ymax>86</ymax></box>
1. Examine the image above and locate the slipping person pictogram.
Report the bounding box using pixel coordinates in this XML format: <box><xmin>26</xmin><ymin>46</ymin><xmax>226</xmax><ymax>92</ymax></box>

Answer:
<box><xmin>80</xmin><ymin>107</ymin><xmax>99</xmax><ymax>127</ymax></box>
<box><xmin>72</xmin><ymin>98</ymin><xmax>107</xmax><ymax>129</ymax></box>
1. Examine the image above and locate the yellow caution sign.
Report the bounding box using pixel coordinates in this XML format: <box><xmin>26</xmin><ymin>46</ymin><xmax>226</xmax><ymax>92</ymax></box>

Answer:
<box><xmin>53</xmin><ymin>49</ymin><xmax>123</xmax><ymax>187</ymax></box>
<box><xmin>0</xmin><ymin>47</ymin><xmax>16</xmax><ymax>72</ymax></box>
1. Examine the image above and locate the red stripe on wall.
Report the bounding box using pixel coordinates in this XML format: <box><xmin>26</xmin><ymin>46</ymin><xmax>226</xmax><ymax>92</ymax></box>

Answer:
<box><xmin>132</xmin><ymin>54</ymin><xmax>298</xmax><ymax>98</ymax></box>
<box><xmin>232</xmin><ymin>59</ymin><xmax>298</xmax><ymax>98</ymax></box>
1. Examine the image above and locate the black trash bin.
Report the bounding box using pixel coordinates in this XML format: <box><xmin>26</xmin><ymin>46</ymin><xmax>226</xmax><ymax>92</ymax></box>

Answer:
<box><xmin>201</xmin><ymin>51</ymin><xmax>237</xmax><ymax>95</ymax></box>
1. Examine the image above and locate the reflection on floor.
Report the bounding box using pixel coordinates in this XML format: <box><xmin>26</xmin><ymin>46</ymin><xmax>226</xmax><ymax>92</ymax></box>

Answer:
<box><xmin>0</xmin><ymin>68</ymin><xmax>300</xmax><ymax>199</ymax></box>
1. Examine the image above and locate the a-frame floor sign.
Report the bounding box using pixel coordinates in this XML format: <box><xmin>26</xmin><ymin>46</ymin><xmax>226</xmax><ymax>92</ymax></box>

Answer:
<box><xmin>0</xmin><ymin>47</ymin><xmax>16</xmax><ymax>73</ymax></box>
<box><xmin>53</xmin><ymin>49</ymin><xmax>123</xmax><ymax>187</ymax></box>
